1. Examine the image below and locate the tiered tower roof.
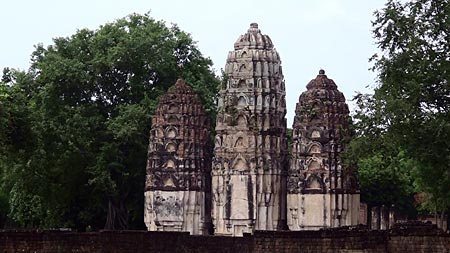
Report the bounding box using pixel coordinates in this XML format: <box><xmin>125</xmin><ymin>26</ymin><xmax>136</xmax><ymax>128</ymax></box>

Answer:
<box><xmin>293</xmin><ymin>69</ymin><xmax>349</xmax><ymax>129</ymax></box>
<box><xmin>234</xmin><ymin>23</ymin><xmax>274</xmax><ymax>50</ymax></box>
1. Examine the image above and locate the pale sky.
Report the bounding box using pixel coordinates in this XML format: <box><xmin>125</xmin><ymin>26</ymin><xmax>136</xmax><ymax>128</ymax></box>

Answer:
<box><xmin>1</xmin><ymin>0</ymin><xmax>386</xmax><ymax>126</ymax></box>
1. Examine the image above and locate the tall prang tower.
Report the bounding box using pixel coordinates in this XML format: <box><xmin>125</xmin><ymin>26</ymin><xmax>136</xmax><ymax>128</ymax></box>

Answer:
<box><xmin>144</xmin><ymin>79</ymin><xmax>212</xmax><ymax>235</ymax></box>
<box><xmin>287</xmin><ymin>70</ymin><xmax>360</xmax><ymax>230</ymax></box>
<box><xmin>212</xmin><ymin>23</ymin><xmax>288</xmax><ymax>236</ymax></box>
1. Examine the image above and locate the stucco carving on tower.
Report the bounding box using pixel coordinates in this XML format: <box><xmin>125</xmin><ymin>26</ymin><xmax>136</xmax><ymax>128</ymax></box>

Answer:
<box><xmin>144</xmin><ymin>79</ymin><xmax>212</xmax><ymax>235</ymax></box>
<box><xmin>212</xmin><ymin>23</ymin><xmax>288</xmax><ymax>236</ymax></box>
<box><xmin>287</xmin><ymin>70</ymin><xmax>360</xmax><ymax>230</ymax></box>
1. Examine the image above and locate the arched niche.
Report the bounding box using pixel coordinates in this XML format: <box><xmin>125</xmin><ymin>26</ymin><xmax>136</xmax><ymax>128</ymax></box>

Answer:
<box><xmin>238</xmin><ymin>80</ymin><xmax>246</xmax><ymax>88</ymax></box>
<box><xmin>235</xmin><ymin>136</ymin><xmax>245</xmax><ymax>148</ymax></box>
<box><xmin>166</xmin><ymin>159</ymin><xmax>175</xmax><ymax>169</ymax></box>
<box><xmin>233</xmin><ymin>158</ymin><xmax>248</xmax><ymax>171</ymax></box>
<box><xmin>239</xmin><ymin>64</ymin><xmax>247</xmax><ymax>72</ymax></box>
<box><xmin>237</xmin><ymin>115</ymin><xmax>247</xmax><ymax>127</ymax></box>
<box><xmin>308</xmin><ymin>160</ymin><xmax>320</xmax><ymax>170</ymax></box>
<box><xmin>307</xmin><ymin>175</ymin><xmax>322</xmax><ymax>189</ymax></box>
<box><xmin>167</xmin><ymin>115</ymin><xmax>178</xmax><ymax>124</ymax></box>
<box><xmin>166</xmin><ymin>127</ymin><xmax>177</xmax><ymax>138</ymax></box>
<box><xmin>163</xmin><ymin>177</ymin><xmax>175</xmax><ymax>187</ymax></box>
<box><xmin>238</xmin><ymin>96</ymin><xmax>247</xmax><ymax>106</ymax></box>
<box><xmin>311</xmin><ymin>130</ymin><xmax>321</xmax><ymax>138</ymax></box>
<box><xmin>166</xmin><ymin>143</ymin><xmax>176</xmax><ymax>152</ymax></box>
<box><xmin>309</xmin><ymin>144</ymin><xmax>321</xmax><ymax>154</ymax></box>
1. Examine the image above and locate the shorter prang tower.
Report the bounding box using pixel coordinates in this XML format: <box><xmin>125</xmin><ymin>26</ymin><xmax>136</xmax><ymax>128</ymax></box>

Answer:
<box><xmin>144</xmin><ymin>79</ymin><xmax>212</xmax><ymax>235</ymax></box>
<box><xmin>287</xmin><ymin>70</ymin><xmax>360</xmax><ymax>230</ymax></box>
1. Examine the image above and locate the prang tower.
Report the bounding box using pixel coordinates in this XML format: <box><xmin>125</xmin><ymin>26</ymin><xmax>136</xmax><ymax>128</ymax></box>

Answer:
<box><xmin>144</xmin><ymin>79</ymin><xmax>212</xmax><ymax>235</ymax></box>
<box><xmin>287</xmin><ymin>70</ymin><xmax>360</xmax><ymax>230</ymax></box>
<box><xmin>212</xmin><ymin>23</ymin><xmax>288</xmax><ymax>236</ymax></box>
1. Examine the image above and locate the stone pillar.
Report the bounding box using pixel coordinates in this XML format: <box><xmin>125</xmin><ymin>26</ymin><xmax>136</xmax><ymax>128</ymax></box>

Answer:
<box><xmin>371</xmin><ymin>206</ymin><xmax>380</xmax><ymax>230</ymax></box>
<box><xmin>359</xmin><ymin>203</ymin><xmax>368</xmax><ymax>226</ymax></box>
<box><xmin>380</xmin><ymin>205</ymin><xmax>388</xmax><ymax>230</ymax></box>
<box><xmin>389</xmin><ymin>206</ymin><xmax>396</xmax><ymax>229</ymax></box>
<box><xmin>212</xmin><ymin>23</ymin><xmax>288</xmax><ymax>236</ymax></box>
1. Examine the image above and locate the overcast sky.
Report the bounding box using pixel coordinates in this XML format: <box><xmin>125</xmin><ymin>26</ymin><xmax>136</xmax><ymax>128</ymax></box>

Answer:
<box><xmin>1</xmin><ymin>0</ymin><xmax>387</xmax><ymax>126</ymax></box>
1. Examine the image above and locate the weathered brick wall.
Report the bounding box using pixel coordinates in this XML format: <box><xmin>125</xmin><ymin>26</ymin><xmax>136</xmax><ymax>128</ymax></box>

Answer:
<box><xmin>388</xmin><ymin>236</ymin><xmax>449</xmax><ymax>253</ymax></box>
<box><xmin>250</xmin><ymin>230</ymin><xmax>388</xmax><ymax>253</ymax></box>
<box><xmin>0</xmin><ymin>228</ymin><xmax>449</xmax><ymax>253</ymax></box>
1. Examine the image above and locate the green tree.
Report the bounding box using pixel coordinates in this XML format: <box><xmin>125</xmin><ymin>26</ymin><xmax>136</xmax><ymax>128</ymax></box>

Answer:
<box><xmin>344</xmin><ymin>93</ymin><xmax>417</xmax><ymax>216</ymax></box>
<box><xmin>0</xmin><ymin>13</ymin><xmax>219</xmax><ymax>230</ymax></box>
<box><xmin>0</xmin><ymin>69</ymin><xmax>38</xmax><ymax>228</ymax></box>
<box><xmin>351</xmin><ymin>0</ymin><xmax>450</xmax><ymax>223</ymax></box>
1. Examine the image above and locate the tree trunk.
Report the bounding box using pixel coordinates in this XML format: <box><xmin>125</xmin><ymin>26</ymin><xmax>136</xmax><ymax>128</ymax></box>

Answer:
<box><xmin>104</xmin><ymin>198</ymin><xmax>128</xmax><ymax>230</ymax></box>
<box><xmin>439</xmin><ymin>209</ymin><xmax>445</xmax><ymax>230</ymax></box>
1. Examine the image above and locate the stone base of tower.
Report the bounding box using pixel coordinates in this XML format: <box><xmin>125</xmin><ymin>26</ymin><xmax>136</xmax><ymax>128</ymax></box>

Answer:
<box><xmin>211</xmin><ymin>172</ymin><xmax>287</xmax><ymax>236</ymax></box>
<box><xmin>287</xmin><ymin>193</ymin><xmax>360</xmax><ymax>230</ymax></box>
<box><xmin>213</xmin><ymin>219</ymin><xmax>254</xmax><ymax>237</ymax></box>
<box><xmin>144</xmin><ymin>190</ymin><xmax>210</xmax><ymax>235</ymax></box>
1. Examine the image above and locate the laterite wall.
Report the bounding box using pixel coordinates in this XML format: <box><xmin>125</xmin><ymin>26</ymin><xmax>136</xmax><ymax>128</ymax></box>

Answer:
<box><xmin>1</xmin><ymin>225</ymin><xmax>449</xmax><ymax>253</ymax></box>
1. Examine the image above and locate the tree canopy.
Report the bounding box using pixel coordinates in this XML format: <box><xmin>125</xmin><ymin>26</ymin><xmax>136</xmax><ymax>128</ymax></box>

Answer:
<box><xmin>349</xmin><ymin>0</ymin><xmax>450</xmax><ymax>220</ymax></box>
<box><xmin>0</xmin><ymin>13</ymin><xmax>219</xmax><ymax>230</ymax></box>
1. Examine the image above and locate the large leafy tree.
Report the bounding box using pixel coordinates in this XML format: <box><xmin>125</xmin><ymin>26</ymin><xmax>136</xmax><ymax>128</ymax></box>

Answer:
<box><xmin>0</xmin><ymin>69</ymin><xmax>37</xmax><ymax>228</ymax></box>
<box><xmin>346</xmin><ymin>93</ymin><xmax>417</xmax><ymax>216</ymax></box>
<box><xmin>351</xmin><ymin>0</ymin><xmax>450</xmax><ymax>223</ymax></box>
<box><xmin>0</xmin><ymin>13</ymin><xmax>219</xmax><ymax>230</ymax></box>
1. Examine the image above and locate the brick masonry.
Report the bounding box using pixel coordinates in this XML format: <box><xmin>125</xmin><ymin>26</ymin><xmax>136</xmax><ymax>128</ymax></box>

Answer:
<box><xmin>1</xmin><ymin>226</ymin><xmax>449</xmax><ymax>253</ymax></box>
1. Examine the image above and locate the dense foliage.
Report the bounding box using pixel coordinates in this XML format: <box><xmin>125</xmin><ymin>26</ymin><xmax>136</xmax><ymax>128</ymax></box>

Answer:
<box><xmin>349</xmin><ymin>0</ymin><xmax>450</xmax><ymax>221</ymax></box>
<box><xmin>0</xmin><ymin>13</ymin><xmax>219</xmax><ymax>230</ymax></box>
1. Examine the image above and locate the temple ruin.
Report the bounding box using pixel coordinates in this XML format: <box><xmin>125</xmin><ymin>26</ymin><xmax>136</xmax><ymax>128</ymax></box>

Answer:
<box><xmin>287</xmin><ymin>70</ymin><xmax>360</xmax><ymax>230</ymax></box>
<box><xmin>144</xmin><ymin>79</ymin><xmax>212</xmax><ymax>235</ymax></box>
<box><xmin>144</xmin><ymin>24</ymin><xmax>359</xmax><ymax>236</ymax></box>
